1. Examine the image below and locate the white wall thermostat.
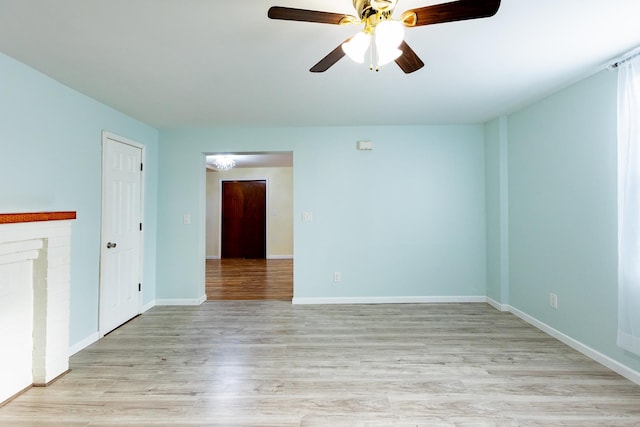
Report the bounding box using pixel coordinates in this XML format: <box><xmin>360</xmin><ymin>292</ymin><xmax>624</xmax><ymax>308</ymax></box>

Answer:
<box><xmin>357</xmin><ymin>140</ymin><xmax>373</xmax><ymax>151</ymax></box>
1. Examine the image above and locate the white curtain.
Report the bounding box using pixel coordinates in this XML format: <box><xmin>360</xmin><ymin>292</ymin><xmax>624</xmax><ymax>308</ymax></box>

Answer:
<box><xmin>618</xmin><ymin>54</ymin><xmax>640</xmax><ymax>355</ymax></box>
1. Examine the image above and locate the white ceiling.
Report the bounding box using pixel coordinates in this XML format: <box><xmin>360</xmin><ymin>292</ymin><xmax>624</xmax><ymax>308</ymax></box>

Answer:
<box><xmin>1</xmin><ymin>0</ymin><xmax>639</xmax><ymax>128</ymax></box>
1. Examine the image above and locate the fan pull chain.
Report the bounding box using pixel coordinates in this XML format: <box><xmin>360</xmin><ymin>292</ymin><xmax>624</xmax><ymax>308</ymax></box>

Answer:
<box><xmin>369</xmin><ymin>39</ymin><xmax>374</xmax><ymax>71</ymax></box>
<box><xmin>370</xmin><ymin>37</ymin><xmax>379</xmax><ymax>72</ymax></box>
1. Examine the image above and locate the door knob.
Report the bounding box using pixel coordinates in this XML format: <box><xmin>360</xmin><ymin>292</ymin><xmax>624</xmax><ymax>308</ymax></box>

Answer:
<box><xmin>107</xmin><ymin>242</ymin><xmax>117</xmax><ymax>249</ymax></box>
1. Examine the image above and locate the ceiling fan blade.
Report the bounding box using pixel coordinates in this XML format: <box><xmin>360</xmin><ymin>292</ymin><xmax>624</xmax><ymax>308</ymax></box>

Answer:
<box><xmin>310</xmin><ymin>40</ymin><xmax>349</xmax><ymax>72</ymax></box>
<box><xmin>402</xmin><ymin>0</ymin><xmax>501</xmax><ymax>27</ymax></box>
<box><xmin>395</xmin><ymin>41</ymin><xmax>425</xmax><ymax>74</ymax></box>
<box><xmin>268</xmin><ymin>6</ymin><xmax>354</xmax><ymax>25</ymax></box>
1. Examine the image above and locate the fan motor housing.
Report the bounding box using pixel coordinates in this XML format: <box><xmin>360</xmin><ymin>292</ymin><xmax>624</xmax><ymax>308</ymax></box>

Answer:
<box><xmin>353</xmin><ymin>0</ymin><xmax>398</xmax><ymax>19</ymax></box>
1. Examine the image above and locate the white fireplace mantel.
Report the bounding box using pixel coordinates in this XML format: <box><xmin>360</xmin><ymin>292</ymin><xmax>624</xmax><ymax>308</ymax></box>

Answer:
<box><xmin>0</xmin><ymin>211</ymin><xmax>76</xmax><ymax>405</ymax></box>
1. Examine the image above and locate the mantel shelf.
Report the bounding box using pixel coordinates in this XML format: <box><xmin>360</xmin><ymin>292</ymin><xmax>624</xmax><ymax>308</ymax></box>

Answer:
<box><xmin>0</xmin><ymin>212</ymin><xmax>76</xmax><ymax>224</ymax></box>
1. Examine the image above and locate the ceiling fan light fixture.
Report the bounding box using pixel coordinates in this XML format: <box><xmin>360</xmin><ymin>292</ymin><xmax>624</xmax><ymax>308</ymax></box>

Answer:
<box><xmin>269</xmin><ymin>0</ymin><xmax>501</xmax><ymax>74</ymax></box>
<box><xmin>213</xmin><ymin>155</ymin><xmax>236</xmax><ymax>170</ymax></box>
<box><xmin>372</xmin><ymin>19</ymin><xmax>404</xmax><ymax>67</ymax></box>
<box><xmin>375</xmin><ymin>20</ymin><xmax>404</xmax><ymax>48</ymax></box>
<box><xmin>376</xmin><ymin>46</ymin><xmax>403</xmax><ymax>66</ymax></box>
<box><xmin>342</xmin><ymin>32</ymin><xmax>371</xmax><ymax>63</ymax></box>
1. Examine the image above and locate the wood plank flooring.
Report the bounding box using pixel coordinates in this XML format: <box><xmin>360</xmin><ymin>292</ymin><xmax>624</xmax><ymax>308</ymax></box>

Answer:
<box><xmin>2</xmin><ymin>302</ymin><xmax>640</xmax><ymax>426</ymax></box>
<box><xmin>206</xmin><ymin>258</ymin><xmax>293</xmax><ymax>301</ymax></box>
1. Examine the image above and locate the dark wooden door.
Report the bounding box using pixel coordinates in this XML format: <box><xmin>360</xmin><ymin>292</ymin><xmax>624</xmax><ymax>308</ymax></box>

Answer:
<box><xmin>221</xmin><ymin>180</ymin><xmax>266</xmax><ymax>259</ymax></box>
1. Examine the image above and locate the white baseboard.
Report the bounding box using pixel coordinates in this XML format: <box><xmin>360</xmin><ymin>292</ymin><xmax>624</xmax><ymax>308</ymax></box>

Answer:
<box><xmin>68</xmin><ymin>332</ymin><xmax>99</xmax><ymax>357</ymax></box>
<box><xmin>508</xmin><ymin>305</ymin><xmax>640</xmax><ymax>386</ymax></box>
<box><xmin>486</xmin><ymin>297</ymin><xmax>510</xmax><ymax>312</ymax></box>
<box><xmin>141</xmin><ymin>300</ymin><xmax>155</xmax><ymax>313</ymax></box>
<box><xmin>206</xmin><ymin>256</ymin><xmax>220</xmax><ymax>260</ymax></box>
<box><xmin>155</xmin><ymin>295</ymin><xmax>207</xmax><ymax>306</ymax></box>
<box><xmin>292</xmin><ymin>296</ymin><xmax>486</xmax><ymax>305</ymax></box>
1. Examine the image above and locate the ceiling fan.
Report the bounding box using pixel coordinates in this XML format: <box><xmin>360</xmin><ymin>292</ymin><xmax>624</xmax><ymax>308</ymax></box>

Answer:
<box><xmin>268</xmin><ymin>0</ymin><xmax>501</xmax><ymax>73</ymax></box>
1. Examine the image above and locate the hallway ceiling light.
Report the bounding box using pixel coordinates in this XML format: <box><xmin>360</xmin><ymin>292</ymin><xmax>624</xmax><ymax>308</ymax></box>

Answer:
<box><xmin>213</xmin><ymin>156</ymin><xmax>236</xmax><ymax>170</ymax></box>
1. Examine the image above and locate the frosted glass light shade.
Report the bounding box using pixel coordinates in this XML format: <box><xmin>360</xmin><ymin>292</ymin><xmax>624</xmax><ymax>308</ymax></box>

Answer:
<box><xmin>376</xmin><ymin>46</ymin><xmax>403</xmax><ymax>66</ymax></box>
<box><xmin>374</xmin><ymin>20</ymin><xmax>404</xmax><ymax>66</ymax></box>
<box><xmin>342</xmin><ymin>32</ymin><xmax>371</xmax><ymax>63</ymax></box>
<box><xmin>375</xmin><ymin>20</ymin><xmax>404</xmax><ymax>49</ymax></box>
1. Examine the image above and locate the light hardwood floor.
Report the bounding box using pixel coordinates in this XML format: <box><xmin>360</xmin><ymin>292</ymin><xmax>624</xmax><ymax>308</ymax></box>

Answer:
<box><xmin>206</xmin><ymin>258</ymin><xmax>293</xmax><ymax>301</ymax></box>
<box><xmin>2</xmin><ymin>302</ymin><xmax>640</xmax><ymax>426</ymax></box>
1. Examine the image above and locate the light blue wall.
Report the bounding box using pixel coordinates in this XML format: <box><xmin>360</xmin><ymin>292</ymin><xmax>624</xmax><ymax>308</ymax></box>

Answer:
<box><xmin>0</xmin><ymin>52</ymin><xmax>159</xmax><ymax>347</ymax></box>
<box><xmin>507</xmin><ymin>69</ymin><xmax>640</xmax><ymax>372</ymax></box>
<box><xmin>157</xmin><ymin>126</ymin><xmax>487</xmax><ymax>301</ymax></box>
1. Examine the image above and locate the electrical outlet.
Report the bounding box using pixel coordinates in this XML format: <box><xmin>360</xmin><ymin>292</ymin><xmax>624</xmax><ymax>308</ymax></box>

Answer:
<box><xmin>333</xmin><ymin>272</ymin><xmax>341</xmax><ymax>283</ymax></box>
<box><xmin>550</xmin><ymin>293</ymin><xmax>558</xmax><ymax>309</ymax></box>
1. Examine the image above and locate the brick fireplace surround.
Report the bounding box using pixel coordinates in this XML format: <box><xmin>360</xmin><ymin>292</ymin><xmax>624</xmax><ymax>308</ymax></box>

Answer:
<box><xmin>0</xmin><ymin>212</ymin><xmax>76</xmax><ymax>405</ymax></box>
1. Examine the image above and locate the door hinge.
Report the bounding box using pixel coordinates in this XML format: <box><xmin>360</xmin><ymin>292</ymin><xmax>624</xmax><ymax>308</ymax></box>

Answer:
<box><xmin>138</xmin><ymin>283</ymin><xmax>141</xmax><ymax>292</ymax></box>
<box><xmin>140</xmin><ymin>163</ymin><xmax>143</xmax><ymax>172</ymax></box>
<box><xmin>139</xmin><ymin>222</ymin><xmax>142</xmax><ymax>231</ymax></box>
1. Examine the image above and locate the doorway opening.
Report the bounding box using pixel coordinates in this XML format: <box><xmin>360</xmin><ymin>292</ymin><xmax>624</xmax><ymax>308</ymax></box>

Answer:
<box><xmin>204</xmin><ymin>152</ymin><xmax>293</xmax><ymax>301</ymax></box>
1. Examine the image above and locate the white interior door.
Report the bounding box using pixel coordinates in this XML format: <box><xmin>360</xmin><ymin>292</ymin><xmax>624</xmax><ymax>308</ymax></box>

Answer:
<box><xmin>100</xmin><ymin>133</ymin><xmax>143</xmax><ymax>336</ymax></box>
